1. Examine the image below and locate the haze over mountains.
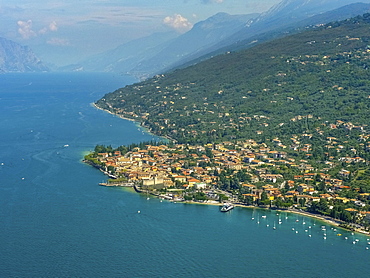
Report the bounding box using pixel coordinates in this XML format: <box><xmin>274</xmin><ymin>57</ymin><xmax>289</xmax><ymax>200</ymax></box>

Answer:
<box><xmin>96</xmin><ymin>12</ymin><xmax>370</xmax><ymax>144</ymax></box>
<box><xmin>187</xmin><ymin>3</ymin><xmax>370</xmax><ymax>57</ymax></box>
<box><xmin>1</xmin><ymin>0</ymin><xmax>370</xmax><ymax>74</ymax></box>
<box><xmin>64</xmin><ymin>0</ymin><xmax>370</xmax><ymax>77</ymax></box>
<box><xmin>0</xmin><ymin>37</ymin><xmax>49</xmax><ymax>73</ymax></box>
<box><xmin>61</xmin><ymin>12</ymin><xmax>257</xmax><ymax>77</ymax></box>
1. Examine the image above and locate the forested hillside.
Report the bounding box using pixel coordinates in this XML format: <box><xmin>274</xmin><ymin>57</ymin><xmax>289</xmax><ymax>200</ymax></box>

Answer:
<box><xmin>97</xmin><ymin>14</ymin><xmax>370</xmax><ymax>144</ymax></box>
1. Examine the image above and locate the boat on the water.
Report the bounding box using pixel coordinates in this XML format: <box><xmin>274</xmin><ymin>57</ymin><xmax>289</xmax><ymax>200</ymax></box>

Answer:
<box><xmin>220</xmin><ymin>203</ymin><xmax>234</xmax><ymax>212</ymax></box>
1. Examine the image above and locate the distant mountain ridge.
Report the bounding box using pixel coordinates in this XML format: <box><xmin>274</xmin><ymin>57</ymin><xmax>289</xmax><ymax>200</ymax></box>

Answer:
<box><xmin>64</xmin><ymin>0</ymin><xmax>370</xmax><ymax>78</ymax></box>
<box><xmin>256</xmin><ymin>0</ymin><xmax>369</xmax><ymax>25</ymax></box>
<box><xmin>175</xmin><ymin>2</ymin><xmax>370</xmax><ymax>71</ymax></box>
<box><xmin>96</xmin><ymin>13</ymin><xmax>370</xmax><ymax>144</ymax></box>
<box><xmin>127</xmin><ymin>13</ymin><xmax>257</xmax><ymax>78</ymax></box>
<box><xmin>64</xmin><ymin>12</ymin><xmax>257</xmax><ymax>78</ymax></box>
<box><xmin>0</xmin><ymin>37</ymin><xmax>49</xmax><ymax>73</ymax></box>
<box><xmin>60</xmin><ymin>31</ymin><xmax>180</xmax><ymax>77</ymax></box>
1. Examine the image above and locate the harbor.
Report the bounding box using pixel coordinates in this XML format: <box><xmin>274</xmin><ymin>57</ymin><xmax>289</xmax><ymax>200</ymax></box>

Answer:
<box><xmin>99</xmin><ymin>182</ymin><xmax>134</xmax><ymax>187</ymax></box>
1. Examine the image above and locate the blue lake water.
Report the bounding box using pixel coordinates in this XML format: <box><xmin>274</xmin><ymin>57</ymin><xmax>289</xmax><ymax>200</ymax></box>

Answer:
<box><xmin>0</xmin><ymin>73</ymin><xmax>369</xmax><ymax>277</ymax></box>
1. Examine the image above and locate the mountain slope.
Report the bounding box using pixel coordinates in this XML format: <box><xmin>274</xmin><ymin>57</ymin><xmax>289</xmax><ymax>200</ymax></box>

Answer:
<box><xmin>67</xmin><ymin>13</ymin><xmax>258</xmax><ymax>77</ymax></box>
<box><xmin>0</xmin><ymin>37</ymin><xmax>49</xmax><ymax>73</ymax></box>
<box><xmin>177</xmin><ymin>1</ymin><xmax>370</xmax><ymax>69</ymax></box>
<box><xmin>128</xmin><ymin>13</ymin><xmax>258</xmax><ymax>76</ymax></box>
<box><xmin>66</xmin><ymin>0</ymin><xmax>370</xmax><ymax>77</ymax></box>
<box><xmin>96</xmin><ymin>13</ymin><xmax>370</xmax><ymax>144</ymax></box>
<box><xmin>60</xmin><ymin>31</ymin><xmax>179</xmax><ymax>76</ymax></box>
<box><xmin>231</xmin><ymin>0</ymin><xmax>370</xmax><ymax>40</ymax></box>
<box><xmin>168</xmin><ymin>2</ymin><xmax>370</xmax><ymax>72</ymax></box>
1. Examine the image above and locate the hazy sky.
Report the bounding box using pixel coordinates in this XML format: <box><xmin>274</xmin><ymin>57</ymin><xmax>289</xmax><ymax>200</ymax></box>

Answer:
<box><xmin>0</xmin><ymin>0</ymin><xmax>281</xmax><ymax>65</ymax></box>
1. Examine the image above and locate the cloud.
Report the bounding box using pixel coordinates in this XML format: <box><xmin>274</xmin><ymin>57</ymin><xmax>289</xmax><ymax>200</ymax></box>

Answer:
<box><xmin>47</xmin><ymin>37</ymin><xmax>70</xmax><ymax>46</ymax></box>
<box><xmin>163</xmin><ymin>14</ymin><xmax>193</xmax><ymax>33</ymax></box>
<box><xmin>17</xmin><ymin>20</ymin><xmax>36</xmax><ymax>39</ymax></box>
<box><xmin>48</xmin><ymin>21</ymin><xmax>58</xmax><ymax>32</ymax></box>
<box><xmin>18</xmin><ymin>19</ymin><xmax>58</xmax><ymax>38</ymax></box>
<box><xmin>39</xmin><ymin>21</ymin><xmax>58</xmax><ymax>34</ymax></box>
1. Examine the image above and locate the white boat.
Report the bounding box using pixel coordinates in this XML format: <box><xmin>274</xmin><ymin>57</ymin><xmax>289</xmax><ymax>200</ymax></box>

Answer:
<box><xmin>220</xmin><ymin>203</ymin><xmax>234</xmax><ymax>212</ymax></box>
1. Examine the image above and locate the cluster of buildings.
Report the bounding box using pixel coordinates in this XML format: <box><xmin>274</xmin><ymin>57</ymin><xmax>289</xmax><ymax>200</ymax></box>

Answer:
<box><xmin>93</xmin><ymin>132</ymin><xmax>370</xmax><ymax>216</ymax></box>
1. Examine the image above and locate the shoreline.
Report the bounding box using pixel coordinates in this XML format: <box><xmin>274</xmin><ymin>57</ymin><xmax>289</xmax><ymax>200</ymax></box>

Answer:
<box><xmin>135</xmin><ymin>187</ymin><xmax>347</xmax><ymax>230</ymax></box>
<box><xmin>87</xmin><ymin>159</ymin><xmax>369</xmax><ymax>236</ymax></box>
<box><xmin>89</xmin><ymin>103</ymin><xmax>369</xmax><ymax>237</ymax></box>
<box><xmin>91</xmin><ymin>103</ymin><xmax>137</xmax><ymax>123</ymax></box>
<box><xmin>91</xmin><ymin>102</ymin><xmax>175</xmax><ymax>142</ymax></box>
<box><xmin>177</xmin><ymin>199</ymin><xmax>370</xmax><ymax>236</ymax></box>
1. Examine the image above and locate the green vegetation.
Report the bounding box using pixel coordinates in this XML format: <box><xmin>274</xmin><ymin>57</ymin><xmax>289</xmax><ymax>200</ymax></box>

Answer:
<box><xmin>91</xmin><ymin>14</ymin><xmax>370</xmax><ymax>232</ymax></box>
<box><xmin>84</xmin><ymin>153</ymin><xmax>104</xmax><ymax>167</ymax></box>
<box><xmin>97</xmin><ymin>14</ymin><xmax>370</xmax><ymax>145</ymax></box>
<box><xmin>87</xmin><ymin>135</ymin><xmax>370</xmax><ymax>231</ymax></box>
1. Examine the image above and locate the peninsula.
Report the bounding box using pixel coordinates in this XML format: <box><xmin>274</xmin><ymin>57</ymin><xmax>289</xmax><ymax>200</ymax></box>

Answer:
<box><xmin>88</xmin><ymin>14</ymin><xmax>370</xmax><ymax>235</ymax></box>
<box><xmin>84</xmin><ymin>130</ymin><xmax>370</xmax><ymax>234</ymax></box>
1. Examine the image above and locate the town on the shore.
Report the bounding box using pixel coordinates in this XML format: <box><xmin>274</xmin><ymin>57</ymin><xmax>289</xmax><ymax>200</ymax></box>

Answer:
<box><xmin>84</xmin><ymin>118</ymin><xmax>370</xmax><ymax>234</ymax></box>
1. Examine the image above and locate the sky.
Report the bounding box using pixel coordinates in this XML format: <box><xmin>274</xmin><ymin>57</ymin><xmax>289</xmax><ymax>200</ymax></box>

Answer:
<box><xmin>0</xmin><ymin>0</ymin><xmax>282</xmax><ymax>66</ymax></box>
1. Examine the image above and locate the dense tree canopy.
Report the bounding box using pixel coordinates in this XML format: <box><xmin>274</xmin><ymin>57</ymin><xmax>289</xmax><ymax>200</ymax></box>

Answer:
<box><xmin>97</xmin><ymin>14</ymin><xmax>370</xmax><ymax>145</ymax></box>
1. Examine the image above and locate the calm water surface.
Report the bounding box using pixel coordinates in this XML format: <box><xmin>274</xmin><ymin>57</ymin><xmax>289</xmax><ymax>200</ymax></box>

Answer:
<box><xmin>0</xmin><ymin>73</ymin><xmax>369</xmax><ymax>277</ymax></box>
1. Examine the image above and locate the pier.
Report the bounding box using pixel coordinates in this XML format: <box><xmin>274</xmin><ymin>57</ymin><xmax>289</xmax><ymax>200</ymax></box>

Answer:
<box><xmin>99</xmin><ymin>182</ymin><xmax>134</xmax><ymax>187</ymax></box>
